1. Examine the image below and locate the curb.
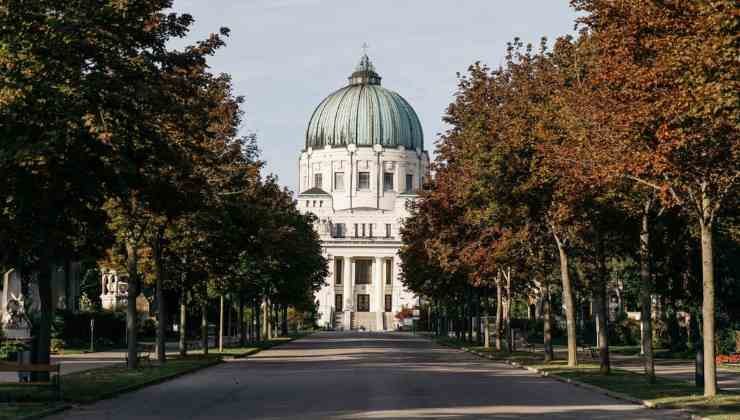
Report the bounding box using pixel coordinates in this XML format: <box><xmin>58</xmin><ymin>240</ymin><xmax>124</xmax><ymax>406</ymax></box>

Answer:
<box><xmin>17</xmin><ymin>404</ymin><xmax>72</xmax><ymax>420</ymax></box>
<box><xmin>30</xmin><ymin>357</ymin><xmax>223</xmax><ymax>419</ymax></box>
<box><xmin>223</xmin><ymin>348</ymin><xmax>262</xmax><ymax>359</ymax></box>
<box><xmin>67</xmin><ymin>334</ymin><xmax>307</xmax><ymax>405</ymax></box>
<box><xmin>435</xmin><ymin>340</ymin><xmax>703</xmax><ymax>420</ymax></box>
<box><xmin>221</xmin><ymin>334</ymin><xmax>309</xmax><ymax>359</ymax></box>
<box><xmin>77</xmin><ymin>357</ymin><xmax>224</xmax><ymax>403</ymax></box>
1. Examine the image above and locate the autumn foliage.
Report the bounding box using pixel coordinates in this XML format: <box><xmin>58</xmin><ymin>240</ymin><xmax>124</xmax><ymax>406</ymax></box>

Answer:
<box><xmin>400</xmin><ymin>0</ymin><xmax>738</xmax><ymax>396</ymax></box>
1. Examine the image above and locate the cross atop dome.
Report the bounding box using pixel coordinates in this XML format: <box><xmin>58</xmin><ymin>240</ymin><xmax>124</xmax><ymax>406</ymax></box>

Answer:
<box><xmin>349</xmin><ymin>44</ymin><xmax>381</xmax><ymax>86</ymax></box>
<box><xmin>355</xmin><ymin>53</ymin><xmax>375</xmax><ymax>73</ymax></box>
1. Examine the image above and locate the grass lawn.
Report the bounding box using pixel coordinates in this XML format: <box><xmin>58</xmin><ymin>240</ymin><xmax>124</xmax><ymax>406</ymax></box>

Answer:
<box><xmin>52</xmin><ymin>348</ymin><xmax>93</xmax><ymax>356</ymax></box>
<box><xmin>720</xmin><ymin>364</ymin><xmax>740</xmax><ymax>373</ymax></box>
<box><xmin>552</xmin><ymin>368</ymin><xmax>740</xmax><ymax>420</ymax></box>
<box><xmin>194</xmin><ymin>334</ymin><xmax>306</xmax><ymax>358</ymax></box>
<box><xmin>0</xmin><ymin>355</ymin><xmax>221</xmax><ymax>404</ymax></box>
<box><xmin>62</xmin><ymin>355</ymin><xmax>222</xmax><ymax>403</ymax></box>
<box><xmin>435</xmin><ymin>336</ymin><xmax>740</xmax><ymax>420</ymax></box>
<box><xmin>0</xmin><ymin>333</ymin><xmax>307</xmax><ymax>419</ymax></box>
<box><xmin>609</xmin><ymin>345</ymin><xmax>643</xmax><ymax>356</ymax></box>
<box><xmin>0</xmin><ymin>355</ymin><xmax>219</xmax><ymax>419</ymax></box>
<box><xmin>213</xmin><ymin>337</ymin><xmax>292</xmax><ymax>358</ymax></box>
<box><xmin>0</xmin><ymin>403</ymin><xmax>63</xmax><ymax>420</ymax></box>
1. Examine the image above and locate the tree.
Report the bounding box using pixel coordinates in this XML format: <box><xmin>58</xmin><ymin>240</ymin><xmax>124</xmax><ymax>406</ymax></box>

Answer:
<box><xmin>571</xmin><ymin>0</ymin><xmax>739</xmax><ymax>395</ymax></box>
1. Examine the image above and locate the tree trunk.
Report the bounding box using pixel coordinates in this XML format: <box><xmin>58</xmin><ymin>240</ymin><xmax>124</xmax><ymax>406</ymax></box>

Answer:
<box><xmin>596</xmin><ymin>234</ymin><xmax>611</xmax><ymax>374</ymax></box>
<box><xmin>282</xmin><ymin>305</ymin><xmax>289</xmax><ymax>336</ymax></box>
<box><xmin>495</xmin><ymin>279</ymin><xmax>503</xmax><ymax>351</ymax></box>
<box><xmin>125</xmin><ymin>239</ymin><xmax>140</xmax><ymax>369</ymax></box>
<box><xmin>35</xmin><ymin>265</ymin><xmax>53</xmax><ymax>381</ymax></box>
<box><xmin>700</xmin><ymin>210</ymin><xmax>717</xmax><ymax>397</ymax></box>
<box><xmin>273</xmin><ymin>304</ymin><xmax>279</xmax><ymax>338</ymax></box>
<box><xmin>543</xmin><ymin>284</ymin><xmax>554</xmax><ymax>362</ymax></box>
<box><xmin>555</xmin><ymin>234</ymin><xmax>578</xmax><ymax>367</ymax></box>
<box><xmin>254</xmin><ymin>299</ymin><xmax>262</xmax><ymax>342</ymax></box>
<box><xmin>179</xmin><ymin>291</ymin><xmax>187</xmax><ymax>356</ymax></box>
<box><xmin>594</xmin><ymin>282</ymin><xmax>610</xmax><ymax>374</ymax></box>
<box><xmin>249</xmin><ymin>310</ymin><xmax>254</xmax><ymax>342</ymax></box>
<box><xmin>263</xmin><ymin>298</ymin><xmax>270</xmax><ymax>340</ymax></box>
<box><xmin>464</xmin><ymin>290</ymin><xmax>471</xmax><ymax>342</ymax></box>
<box><xmin>154</xmin><ymin>235</ymin><xmax>166</xmax><ymax>364</ymax></box>
<box><xmin>484</xmin><ymin>315</ymin><xmax>490</xmax><ymax>349</ymax></box>
<box><xmin>219</xmin><ymin>295</ymin><xmax>224</xmax><ymax>353</ymax></box>
<box><xmin>474</xmin><ymin>292</ymin><xmax>481</xmax><ymax>345</ymax></box>
<box><xmin>227</xmin><ymin>299</ymin><xmax>232</xmax><ymax>344</ymax></box>
<box><xmin>640</xmin><ymin>207</ymin><xmax>655</xmax><ymax>381</ymax></box>
<box><xmin>63</xmin><ymin>259</ymin><xmax>72</xmax><ymax>311</ymax></box>
<box><xmin>239</xmin><ymin>295</ymin><xmax>246</xmax><ymax>346</ymax></box>
<box><xmin>505</xmin><ymin>269</ymin><xmax>513</xmax><ymax>353</ymax></box>
<box><xmin>201</xmin><ymin>299</ymin><xmax>208</xmax><ymax>355</ymax></box>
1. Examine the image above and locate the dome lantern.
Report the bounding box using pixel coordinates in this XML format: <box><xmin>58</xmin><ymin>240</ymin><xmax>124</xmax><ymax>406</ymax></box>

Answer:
<box><xmin>348</xmin><ymin>53</ymin><xmax>381</xmax><ymax>86</ymax></box>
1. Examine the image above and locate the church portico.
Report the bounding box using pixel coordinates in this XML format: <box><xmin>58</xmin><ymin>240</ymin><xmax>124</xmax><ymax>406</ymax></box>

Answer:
<box><xmin>321</xmin><ymin>244</ymin><xmax>405</xmax><ymax>330</ymax></box>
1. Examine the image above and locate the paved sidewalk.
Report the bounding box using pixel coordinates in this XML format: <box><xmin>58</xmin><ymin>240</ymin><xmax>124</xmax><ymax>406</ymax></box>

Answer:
<box><xmin>0</xmin><ymin>340</ymin><xmax>226</xmax><ymax>382</ymax></box>
<box><xmin>0</xmin><ymin>351</ymin><xmax>126</xmax><ymax>382</ymax></box>
<box><xmin>612</xmin><ymin>354</ymin><xmax>740</xmax><ymax>392</ymax></box>
<box><xmin>547</xmin><ymin>345</ymin><xmax>740</xmax><ymax>391</ymax></box>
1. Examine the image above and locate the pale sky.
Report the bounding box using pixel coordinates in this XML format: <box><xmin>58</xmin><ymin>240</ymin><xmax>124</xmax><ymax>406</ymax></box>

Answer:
<box><xmin>169</xmin><ymin>0</ymin><xmax>578</xmax><ymax>193</ymax></box>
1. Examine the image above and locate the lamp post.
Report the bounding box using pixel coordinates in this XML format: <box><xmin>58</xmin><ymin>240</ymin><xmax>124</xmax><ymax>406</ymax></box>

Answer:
<box><xmin>219</xmin><ymin>295</ymin><xmax>224</xmax><ymax>353</ymax></box>
<box><xmin>90</xmin><ymin>318</ymin><xmax>95</xmax><ymax>353</ymax></box>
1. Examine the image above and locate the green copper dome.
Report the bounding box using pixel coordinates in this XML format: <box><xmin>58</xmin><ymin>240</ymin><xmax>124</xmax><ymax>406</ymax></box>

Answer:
<box><xmin>305</xmin><ymin>54</ymin><xmax>423</xmax><ymax>150</ymax></box>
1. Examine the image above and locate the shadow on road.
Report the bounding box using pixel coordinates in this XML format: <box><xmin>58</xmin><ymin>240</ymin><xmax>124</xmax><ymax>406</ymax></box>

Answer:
<box><xmin>53</xmin><ymin>331</ymin><xmax>676</xmax><ymax>420</ymax></box>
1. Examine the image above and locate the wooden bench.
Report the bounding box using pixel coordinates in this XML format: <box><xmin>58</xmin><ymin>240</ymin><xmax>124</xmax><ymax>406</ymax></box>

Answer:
<box><xmin>512</xmin><ymin>330</ymin><xmax>536</xmax><ymax>352</ymax></box>
<box><xmin>515</xmin><ymin>337</ymin><xmax>536</xmax><ymax>352</ymax></box>
<box><xmin>125</xmin><ymin>344</ymin><xmax>154</xmax><ymax>365</ymax></box>
<box><xmin>0</xmin><ymin>361</ymin><xmax>61</xmax><ymax>401</ymax></box>
<box><xmin>578</xmin><ymin>343</ymin><xmax>597</xmax><ymax>358</ymax></box>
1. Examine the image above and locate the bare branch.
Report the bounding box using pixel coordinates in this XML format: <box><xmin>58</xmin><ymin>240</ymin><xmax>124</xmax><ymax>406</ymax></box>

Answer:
<box><xmin>710</xmin><ymin>172</ymin><xmax>739</xmax><ymax>226</ymax></box>
<box><xmin>625</xmin><ymin>175</ymin><xmax>662</xmax><ymax>191</ymax></box>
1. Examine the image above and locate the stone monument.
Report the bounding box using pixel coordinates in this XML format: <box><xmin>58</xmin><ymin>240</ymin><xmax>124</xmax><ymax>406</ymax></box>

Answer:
<box><xmin>1</xmin><ymin>270</ymin><xmax>36</xmax><ymax>339</ymax></box>
<box><xmin>100</xmin><ymin>269</ymin><xmax>128</xmax><ymax>311</ymax></box>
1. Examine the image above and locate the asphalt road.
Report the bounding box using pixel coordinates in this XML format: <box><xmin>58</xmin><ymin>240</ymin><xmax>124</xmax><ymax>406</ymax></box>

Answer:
<box><xmin>52</xmin><ymin>332</ymin><xmax>679</xmax><ymax>420</ymax></box>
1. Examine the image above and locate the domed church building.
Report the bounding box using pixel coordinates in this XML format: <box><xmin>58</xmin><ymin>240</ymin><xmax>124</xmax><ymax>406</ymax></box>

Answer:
<box><xmin>299</xmin><ymin>53</ymin><xmax>430</xmax><ymax>330</ymax></box>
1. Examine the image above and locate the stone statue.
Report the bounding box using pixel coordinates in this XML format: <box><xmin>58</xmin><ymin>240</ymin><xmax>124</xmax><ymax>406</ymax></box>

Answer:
<box><xmin>5</xmin><ymin>297</ymin><xmax>29</xmax><ymax>330</ymax></box>
<box><xmin>100</xmin><ymin>269</ymin><xmax>129</xmax><ymax>311</ymax></box>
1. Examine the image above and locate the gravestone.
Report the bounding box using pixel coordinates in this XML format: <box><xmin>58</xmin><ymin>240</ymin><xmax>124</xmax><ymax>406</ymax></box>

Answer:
<box><xmin>1</xmin><ymin>270</ymin><xmax>31</xmax><ymax>339</ymax></box>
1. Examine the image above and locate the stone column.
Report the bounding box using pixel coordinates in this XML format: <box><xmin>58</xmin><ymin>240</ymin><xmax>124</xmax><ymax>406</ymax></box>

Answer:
<box><xmin>392</xmin><ymin>257</ymin><xmax>401</xmax><ymax>324</ymax></box>
<box><xmin>327</xmin><ymin>256</ymin><xmax>335</xmax><ymax>328</ymax></box>
<box><xmin>374</xmin><ymin>257</ymin><xmax>384</xmax><ymax>331</ymax></box>
<box><xmin>343</xmin><ymin>257</ymin><xmax>353</xmax><ymax>329</ymax></box>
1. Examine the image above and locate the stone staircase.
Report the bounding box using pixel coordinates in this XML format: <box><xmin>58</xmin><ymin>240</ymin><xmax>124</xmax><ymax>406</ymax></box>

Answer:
<box><xmin>334</xmin><ymin>312</ymin><xmax>345</xmax><ymax>330</ymax></box>
<box><xmin>352</xmin><ymin>312</ymin><xmax>375</xmax><ymax>331</ymax></box>
<box><xmin>335</xmin><ymin>312</ymin><xmax>387</xmax><ymax>331</ymax></box>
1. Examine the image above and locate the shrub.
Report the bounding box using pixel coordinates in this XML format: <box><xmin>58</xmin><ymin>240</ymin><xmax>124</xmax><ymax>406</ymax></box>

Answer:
<box><xmin>139</xmin><ymin>318</ymin><xmax>157</xmax><ymax>338</ymax></box>
<box><xmin>717</xmin><ymin>328</ymin><xmax>738</xmax><ymax>355</ymax></box>
<box><xmin>511</xmin><ymin>318</ymin><xmax>563</xmax><ymax>342</ymax></box>
<box><xmin>716</xmin><ymin>354</ymin><xmax>740</xmax><ymax>364</ymax></box>
<box><xmin>652</xmin><ymin>318</ymin><xmax>670</xmax><ymax>348</ymax></box>
<box><xmin>50</xmin><ymin>338</ymin><xmax>65</xmax><ymax>354</ymax></box>
<box><xmin>395</xmin><ymin>306</ymin><xmax>413</xmax><ymax>320</ymax></box>
<box><xmin>54</xmin><ymin>309</ymin><xmax>126</xmax><ymax>348</ymax></box>
<box><xmin>0</xmin><ymin>341</ymin><xmax>29</xmax><ymax>361</ymax></box>
<box><xmin>609</xmin><ymin>318</ymin><xmax>640</xmax><ymax>346</ymax></box>
<box><xmin>579</xmin><ymin>320</ymin><xmax>596</xmax><ymax>346</ymax></box>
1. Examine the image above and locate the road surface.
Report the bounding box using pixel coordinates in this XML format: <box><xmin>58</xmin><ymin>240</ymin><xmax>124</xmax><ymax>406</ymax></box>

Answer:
<box><xmin>53</xmin><ymin>331</ymin><xmax>679</xmax><ymax>419</ymax></box>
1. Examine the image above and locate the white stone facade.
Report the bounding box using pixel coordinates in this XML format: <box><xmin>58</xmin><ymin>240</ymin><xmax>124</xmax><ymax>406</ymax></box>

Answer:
<box><xmin>298</xmin><ymin>145</ymin><xmax>429</xmax><ymax>331</ymax></box>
